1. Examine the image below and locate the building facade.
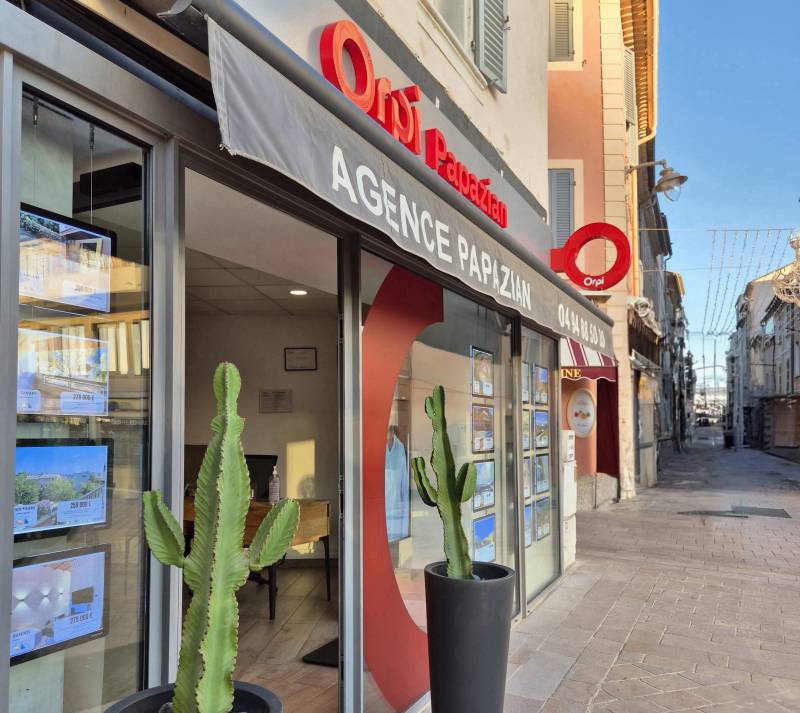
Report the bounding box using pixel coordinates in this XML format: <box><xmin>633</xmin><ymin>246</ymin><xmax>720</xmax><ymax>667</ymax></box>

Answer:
<box><xmin>1</xmin><ymin>1</ymin><xmax>616</xmax><ymax>712</ymax></box>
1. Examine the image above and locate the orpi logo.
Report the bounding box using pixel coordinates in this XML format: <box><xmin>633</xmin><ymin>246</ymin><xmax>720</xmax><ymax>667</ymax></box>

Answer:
<box><xmin>550</xmin><ymin>222</ymin><xmax>631</xmax><ymax>291</ymax></box>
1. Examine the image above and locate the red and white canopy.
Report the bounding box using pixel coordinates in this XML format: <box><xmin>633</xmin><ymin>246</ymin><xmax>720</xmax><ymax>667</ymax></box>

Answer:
<box><xmin>560</xmin><ymin>338</ymin><xmax>617</xmax><ymax>382</ymax></box>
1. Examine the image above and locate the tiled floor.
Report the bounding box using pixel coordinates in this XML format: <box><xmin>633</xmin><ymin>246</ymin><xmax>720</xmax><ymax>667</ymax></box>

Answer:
<box><xmin>505</xmin><ymin>430</ymin><xmax>800</xmax><ymax>712</ymax></box>
<box><xmin>235</xmin><ymin>565</ymin><xmax>339</xmax><ymax>713</ymax></box>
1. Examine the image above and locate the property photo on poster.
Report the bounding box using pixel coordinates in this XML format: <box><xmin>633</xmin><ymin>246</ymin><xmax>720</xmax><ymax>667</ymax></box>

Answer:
<box><xmin>534</xmin><ymin>410</ymin><xmax>550</xmax><ymax>449</ymax></box>
<box><xmin>522</xmin><ymin>409</ymin><xmax>531</xmax><ymax>450</ymax></box>
<box><xmin>524</xmin><ymin>503</ymin><xmax>533</xmax><ymax>547</ymax></box>
<box><xmin>523</xmin><ymin>456</ymin><xmax>533</xmax><ymax>499</ymax></box>
<box><xmin>14</xmin><ymin>441</ymin><xmax>110</xmax><ymax>537</ymax></box>
<box><xmin>17</xmin><ymin>328</ymin><xmax>109</xmax><ymax>417</ymax></box>
<box><xmin>534</xmin><ymin>365</ymin><xmax>549</xmax><ymax>405</ymax></box>
<box><xmin>472</xmin><ymin>460</ymin><xmax>495</xmax><ymax>511</ymax></box>
<box><xmin>521</xmin><ymin>361</ymin><xmax>531</xmax><ymax>404</ymax></box>
<box><xmin>535</xmin><ymin>497</ymin><xmax>551</xmax><ymax>540</ymax></box>
<box><xmin>470</xmin><ymin>347</ymin><xmax>494</xmax><ymax>397</ymax></box>
<box><xmin>473</xmin><ymin>513</ymin><xmax>496</xmax><ymax>562</ymax></box>
<box><xmin>471</xmin><ymin>404</ymin><xmax>495</xmax><ymax>452</ymax></box>
<box><xmin>535</xmin><ymin>454</ymin><xmax>550</xmax><ymax>494</ymax></box>
<box><xmin>19</xmin><ymin>206</ymin><xmax>114</xmax><ymax>313</ymax></box>
<box><xmin>10</xmin><ymin>546</ymin><xmax>108</xmax><ymax>664</ymax></box>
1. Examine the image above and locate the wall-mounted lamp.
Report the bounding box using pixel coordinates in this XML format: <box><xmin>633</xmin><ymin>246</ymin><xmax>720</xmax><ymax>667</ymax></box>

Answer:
<box><xmin>627</xmin><ymin>159</ymin><xmax>688</xmax><ymax>202</ymax></box>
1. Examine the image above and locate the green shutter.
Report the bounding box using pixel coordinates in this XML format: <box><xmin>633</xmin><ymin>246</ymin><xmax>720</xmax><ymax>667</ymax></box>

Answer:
<box><xmin>549</xmin><ymin>168</ymin><xmax>574</xmax><ymax>247</ymax></box>
<box><xmin>474</xmin><ymin>0</ymin><xmax>508</xmax><ymax>92</ymax></box>
<box><xmin>549</xmin><ymin>0</ymin><xmax>574</xmax><ymax>62</ymax></box>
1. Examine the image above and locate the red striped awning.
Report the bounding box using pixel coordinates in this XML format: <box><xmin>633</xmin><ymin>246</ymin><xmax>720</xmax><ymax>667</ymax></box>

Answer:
<box><xmin>560</xmin><ymin>338</ymin><xmax>617</xmax><ymax>382</ymax></box>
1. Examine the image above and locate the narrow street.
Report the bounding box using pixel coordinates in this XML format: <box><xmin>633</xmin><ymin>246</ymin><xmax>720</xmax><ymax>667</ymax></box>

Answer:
<box><xmin>505</xmin><ymin>429</ymin><xmax>800</xmax><ymax>712</ymax></box>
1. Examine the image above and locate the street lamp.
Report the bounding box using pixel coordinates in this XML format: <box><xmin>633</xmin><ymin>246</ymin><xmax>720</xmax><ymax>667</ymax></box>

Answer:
<box><xmin>773</xmin><ymin>229</ymin><xmax>800</xmax><ymax>306</ymax></box>
<box><xmin>626</xmin><ymin>160</ymin><xmax>689</xmax><ymax>202</ymax></box>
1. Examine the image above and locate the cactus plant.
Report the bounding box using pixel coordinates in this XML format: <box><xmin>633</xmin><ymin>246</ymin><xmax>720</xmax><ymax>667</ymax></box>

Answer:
<box><xmin>411</xmin><ymin>385</ymin><xmax>477</xmax><ymax>580</ymax></box>
<box><xmin>142</xmin><ymin>362</ymin><xmax>300</xmax><ymax>713</ymax></box>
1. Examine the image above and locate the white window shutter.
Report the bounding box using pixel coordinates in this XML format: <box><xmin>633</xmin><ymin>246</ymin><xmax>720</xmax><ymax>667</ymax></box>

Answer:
<box><xmin>549</xmin><ymin>0</ymin><xmax>574</xmax><ymax>61</ymax></box>
<box><xmin>549</xmin><ymin>168</ymin><xmax>574</xmax><ymax>248</ymax></box>
<box><xmin>624</xmin><ymin>47</ymin><xmax>637</xmax><ymax>125</ymax></box>
<box><xmin>474</xmin><ymin>0</ymin><xmax>508</xmax><ymax>92</ymax></box>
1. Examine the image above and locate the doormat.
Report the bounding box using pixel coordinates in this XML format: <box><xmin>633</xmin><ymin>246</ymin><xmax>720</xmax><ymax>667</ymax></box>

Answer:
<box><xmin>301</xmin><ymin>637</ymin><xmax>338</xmax><ymax>668</ymax></box>
<box><xmin>731</xmin><ymin>506</ymin><xmax>791</xmax><ymax>518</ymax></box>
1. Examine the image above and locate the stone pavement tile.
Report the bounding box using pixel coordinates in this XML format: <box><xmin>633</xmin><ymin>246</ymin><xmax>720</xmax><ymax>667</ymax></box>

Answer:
<box><xmin>503</xmin><ymin>693</ymin><xmax>545</xmax><ymax>712</ymax></box>
<box><xmin>727</xmin><ymin>652</ymin><xmax>800</xmax><ymax>681</ymax></box>
<box><xmin>594</xmin><ymin>699</ymin><xmax>668</xmax><ymax>713</ymax></box>
<box><xmin>596</xmin><ymin>627</ymin><xmax>633</xmax><ymax>644</ymax></box>
<box><xmin>617</xmin><ymin>651</ymin><xmax>647</xmax><ymax>664</ymax></box>
<box><xmin>645</xmin><ymin>689</ymin><xmax>710</xmax><ymax>710</ymax></box>
<box><xmin>507</xmin><ymin>650</ymin><xmax>577</xmax><ymax>702</ymax></box>
<box><xmin>690</xmin><ymin>684</ymin><xmax>740</xmax><ymax>704</ymax></box>
<box><xmin>640</xmin><ymin>674</ymin><xmax>698</xmax><ymax>692</ymax></box>
<box><xmin>538</xmin><ymin>698</ymin><xmax>587</xmax><ymax>713</ymax></box>
<box><xmin>567</xmin><ymin>662</ymin><xmax>612</xmax><ymax>684</ymax></box>
<box><xmin>552</xmin><ymin>679</ymin><xmax>598</xmax><ymax>704</ymax></box>
<box><xmin>607</xmin><ymin>664</ymin><xmax>653</xmax><ymax>681</ymax></box>
<box><xmin>601</xmin><ymin>678</ymin><xmax>662</xmax><ymax>699</ymax></box>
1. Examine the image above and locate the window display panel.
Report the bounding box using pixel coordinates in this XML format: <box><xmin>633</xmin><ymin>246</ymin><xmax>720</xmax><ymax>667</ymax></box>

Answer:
<box><xmin>11</xmin><ymin>93</ymin><xmax>150</xmax><ymax>713</ymax></box>
<box><xmin>522</xmin><ymin>327</ymin><xmax>560</xmax><ymax>602</ymax></box>
<box><xmin>361</xmin><ymin>252</ymin><xmax>516</xmax><ymax>712</ymax></box>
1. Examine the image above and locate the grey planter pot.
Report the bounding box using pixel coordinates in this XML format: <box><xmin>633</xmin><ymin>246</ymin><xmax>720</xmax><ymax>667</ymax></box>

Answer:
<box><xmin>104</xmin><ymin>681</ymin><xmax>282</xmax><ymax>713</ymax></box>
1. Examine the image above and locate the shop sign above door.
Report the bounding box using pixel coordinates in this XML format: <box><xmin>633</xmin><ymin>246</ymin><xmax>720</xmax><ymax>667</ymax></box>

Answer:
<box><xmin>320</xmin><ymin>20</ymin><xmax>508</xmax><ymax>228</ymax></box>
<box><xmin>550</xmin><ymin>222</ymin><xmax>631</xmax><ymax>291</ymax></box>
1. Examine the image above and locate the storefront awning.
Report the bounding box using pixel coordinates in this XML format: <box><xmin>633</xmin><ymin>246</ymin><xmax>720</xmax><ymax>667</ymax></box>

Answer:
<box><xmin>188</xmin><ymin>2</ymin><xmax>616</xmax><ymax>358</ymax></box>
<box><xmin>560</xmin><ymin>337</ymin><xmax>617</xmax><ymax>382</ymax></box>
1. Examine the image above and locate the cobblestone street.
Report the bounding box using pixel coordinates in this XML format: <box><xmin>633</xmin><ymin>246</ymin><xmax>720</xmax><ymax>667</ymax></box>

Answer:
<box><xmin>505</xmin><ymin>430</ymin><xmax>800</xmax><ymax>712</ymax></box>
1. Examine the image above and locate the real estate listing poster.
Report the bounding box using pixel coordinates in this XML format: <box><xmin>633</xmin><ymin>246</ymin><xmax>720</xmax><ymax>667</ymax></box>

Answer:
<box><xmin>523</xmin><ymin>456</ymin><xmax>532</xmax><ymax>499</ymax></box>
<box><xmin>524</xmin><ymin>503</ymin><xmax>533</xmax><ymax>548</ymax></box>
<box><xmin>522</xmin><ymin>409</ymin><xmax>531</xmax><ymax>450</ymax></box>
<box><xmin>17</xmin><ymin>328</ymin><xmax>109</xmax><ymax>416</ymax></box>
<box><xmin>19</xmin><ymin>206</ymin><xmax>113</xmax><ymax>313</ymax></box>
<box><xmin>471</xmin><ymin>404</ymin><xmax>495</xmax><ymax>453</ymax></box>
<box><xmin>472</xmin><ymin>460</ymin><xmax>496</xmax><ymax>511</ymax></box>
<box><xmin>14</xmin><ymin>442</ymin><xmax>110</xmax><ymax>537</ymax></box>
<box><xmin>472</xmin><ymin>513</ymin><xmax>496</xmax><ymax>563</ymax></box>
<box><xmin>470</xmin><ymin>347</ymin><xmax>494</xmax><ymax>398</ymax></box>
<box><xmin>521</xmin><ymin>361</ymin><xmax>530</xmax><ymax>404</ymax></box>
<box><xmin>10</xmin><ymin>546</ymin><xmax>108</xmax><ymax>664</ymax></box>
<box><xmin>534</xmin><ymin>365</ymin><xmax>549</xmax><ymax>405</ymax></box>
<box><xmin>534</xmin><ymin>410</ymin><xmax>550</xmax><ymax>449</ymax></box>
<box><xmin>535</xmin><ymin>454</ymin><xmax>550</xmax><ymax>494</ymax></box>
<box><xmin>535</xmin><ymin>497</ymin><xmax>551</xmax><ymax>540</ymax></box>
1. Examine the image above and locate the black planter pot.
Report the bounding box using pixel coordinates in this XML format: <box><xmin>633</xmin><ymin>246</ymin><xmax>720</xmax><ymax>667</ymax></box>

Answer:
<box><xmin>104</xmin><ymin>681</ymin><xmax>282</xmax><ymax>713</ymax></box>
<box><xmin>424</xmin><ymin>561</ymin><xmax>515</xmax><ymax>713</ymax></box>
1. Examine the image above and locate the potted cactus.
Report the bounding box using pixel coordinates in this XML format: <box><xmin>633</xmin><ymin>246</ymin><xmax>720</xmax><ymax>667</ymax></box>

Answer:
<box><xmin>107</xmin><ymin>363</ymin><xmax>300</xmax><ymax>713</ymax></box>
<box><xmin>411</xmin><ymin>385</ymin><xmax>515</xmax><ymax>713</ymax></box>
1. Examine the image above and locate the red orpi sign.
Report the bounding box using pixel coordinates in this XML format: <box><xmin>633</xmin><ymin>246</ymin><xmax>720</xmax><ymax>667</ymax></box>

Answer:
<box><xmin>550</xmin><ymin>222</ymin><xmax>631</xmax><ymax>290</ymax></box>
<box><xmin>320</xmin><ymin>20</ymin><xmax>508</xmax><ymax>228</ymax></box>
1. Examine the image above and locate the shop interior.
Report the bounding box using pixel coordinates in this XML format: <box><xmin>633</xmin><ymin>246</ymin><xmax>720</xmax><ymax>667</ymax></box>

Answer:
<box><xmin>183</xmin><ymin>169</ymin><xmax>340</xmax><ymax>711</ymax></box>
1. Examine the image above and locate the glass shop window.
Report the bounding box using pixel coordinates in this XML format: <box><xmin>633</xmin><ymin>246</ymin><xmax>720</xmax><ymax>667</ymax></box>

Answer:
<box><xmin>10</xmin><ymin>92</ymin><xmax>151</xmax><ymax>712</ymax></box>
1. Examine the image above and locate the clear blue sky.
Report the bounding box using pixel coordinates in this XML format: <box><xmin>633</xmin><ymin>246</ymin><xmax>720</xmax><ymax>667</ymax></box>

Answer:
<box><xmin>657</xmin><ymin>1</ymin><xmax>800</xmax><ymax>389</ymax></box>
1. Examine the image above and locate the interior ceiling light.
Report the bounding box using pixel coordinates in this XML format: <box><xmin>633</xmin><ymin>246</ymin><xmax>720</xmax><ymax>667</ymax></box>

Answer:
<box><xmin>289</xmin><ymin>288</ymin><xmax>308</xmax><ymax>296</ymax></box>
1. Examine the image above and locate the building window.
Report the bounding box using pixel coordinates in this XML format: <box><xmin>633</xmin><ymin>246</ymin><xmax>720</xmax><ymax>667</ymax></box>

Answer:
<box><xmin>429</xmin><ymin>0</ymin><xmax>472</xmax><ymax>47</ymax></box>
<box><xmin>549</xmin><ymin>167</ymin><xmax>575</xmax><ymax>247</ymax></box>
<box><xmin>549</xmin><ymin>0</ymin><xmax>574</xmax><ymax>61</ymax></box>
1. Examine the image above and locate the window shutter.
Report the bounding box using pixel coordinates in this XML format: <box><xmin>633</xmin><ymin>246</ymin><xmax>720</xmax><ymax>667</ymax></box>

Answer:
<box><xmin>549</xmin><ymin>0</ymin><xmax>574</xmax><ymax>62</ymax></box>
<box><xmin>474</xmin><ymin>0</ymin><xmax>508</xmax><ymax>92</ymax></box>
<box><xmin>623</xmin><ymin>47</ymin><xmax>637</xmax><ymax>125</ymax></box>
<box><xmin>549</xmin><ymin>168</ymin><xmax>574</xmax><ymax>248</ymax></box>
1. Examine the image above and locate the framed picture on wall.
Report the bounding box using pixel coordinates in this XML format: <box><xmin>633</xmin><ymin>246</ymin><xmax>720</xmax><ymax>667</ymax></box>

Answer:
<box><xmin>472</xmin><ymin>514</ymin><xmax>496</xmax><ymax>563</ymax></box>
<box><xmin>521</xmin><ymin>361</ymin><xmax>531</xmax><ymax>404</ymax></box>
<box><xmin>534</xmin><ymin>365</ymin><xmax>549</xmax><ymax>405</ymax></box>
<box><xmin>523</xmin><ymin>456</ymin><xmax>533</xmax><ymax>499</ymax></box>
<box><xmin>535</xmin><ymin>497</ymin><xmax>551</xmax><ymax>540</ymax></box>
<box><xmin>522</xmin><ymin>410</ymin><xmax>531</xmax><ymax>450</ymax></box>
<box><xmin>471</xmin><ymin>404</ymin><xmax>495</xmax><ymax>452</ymax></box>
<box><xmin>524</xmin><ymin>503</ymin><xmax>533</xmax><ymax>548</ymax></box>
<box><xmin>535</xmin><ymin>454</ymin><xmax>550</xmax><ymax>494</ymax></box>
<box><xmin>470</xmin><ymin>347</ymin><xmax>494</xmax><ymax>397</ymax></box>
<box><xmin>472</xmin><ymin>460</ymin><xmax>496</xmax><ymax>511</ymax></box>
<box><xmin>534</xmin><ymin>410</ymin><xmax>550</xmax><ymax>449</ymax></box>
<box><xmin>284</xmin><ymin>347</ymin><xmax>317</xmax><ymax>371</ymax></box>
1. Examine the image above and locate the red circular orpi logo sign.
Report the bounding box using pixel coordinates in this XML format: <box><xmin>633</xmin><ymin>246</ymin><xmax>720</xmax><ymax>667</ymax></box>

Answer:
<box><xmin>549</xmin><ymin>222</ymin><xmax>631</xmax><ymax>291</ymax></box>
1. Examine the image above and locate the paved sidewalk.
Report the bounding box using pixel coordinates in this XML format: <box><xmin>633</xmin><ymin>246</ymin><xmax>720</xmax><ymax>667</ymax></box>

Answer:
<box><xmin>504</xmin><ymin>435</ymin><xmax>800</xmax><ymax>712</ymax></box>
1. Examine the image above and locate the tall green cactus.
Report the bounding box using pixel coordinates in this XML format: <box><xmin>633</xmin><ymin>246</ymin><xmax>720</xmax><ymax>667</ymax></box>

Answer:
<box><xmin>411</xmin><ymin>385</ymin><xmax>477</xmax><ymax>580</ymax></box>
<box><xmin>142</xmin><ymin>362</ymin><xmax>300</xmax><ymax>713</ymax></box>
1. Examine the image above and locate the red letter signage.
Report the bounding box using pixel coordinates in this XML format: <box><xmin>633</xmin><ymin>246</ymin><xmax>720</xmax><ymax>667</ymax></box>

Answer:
<box><xmin>550</xmin><ymin>222</ymin><xmax>631</xmax><ymax>291</ymax></box>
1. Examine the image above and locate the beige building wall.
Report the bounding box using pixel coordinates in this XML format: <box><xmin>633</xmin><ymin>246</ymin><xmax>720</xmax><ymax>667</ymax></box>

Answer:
<box><xmin>366</xmin><ymin>0</ymin><xmax>550</xmax><ymax>203</ymax></box>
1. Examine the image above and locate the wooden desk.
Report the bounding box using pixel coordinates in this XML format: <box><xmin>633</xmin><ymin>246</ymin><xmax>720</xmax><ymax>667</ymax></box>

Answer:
<box><xmin>183</xmin><ymin>498</ymin><xmax>331</xmax><ymax>620</ymax></box>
